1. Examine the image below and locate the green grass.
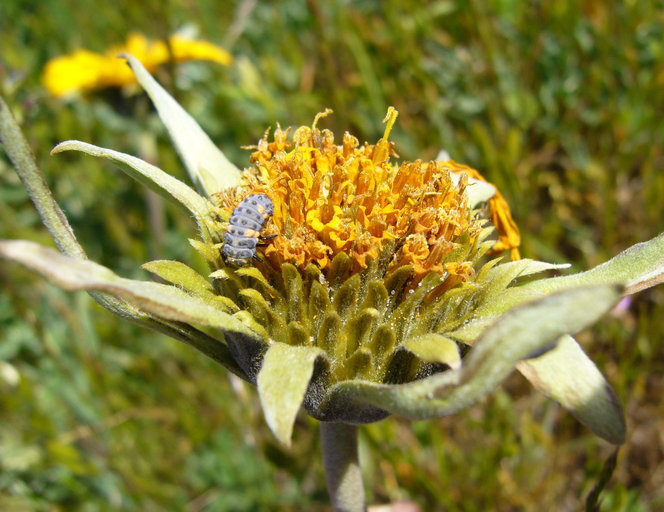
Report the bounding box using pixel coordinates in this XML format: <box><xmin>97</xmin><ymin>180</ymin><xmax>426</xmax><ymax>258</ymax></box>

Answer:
<box><xmin>1</xmin><ymin>1</ymin><xmax>663</xmax><ymax>510</ymax></box>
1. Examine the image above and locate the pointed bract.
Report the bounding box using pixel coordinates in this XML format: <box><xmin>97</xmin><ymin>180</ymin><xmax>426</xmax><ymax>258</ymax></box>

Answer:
<box><xmin>258</xmin><ymin>343</ymin><xmax>327</xmax><ymax>446</ymax></box>
<box><xmin>52</xmin><ymin>140</ymin><xmax>214</xmax><ymax>237</ymax></box>
<box><xmin>403</xmin><ymin>335</ymin><xmax>461</xmax><ymax>369</ymax></box>
<box><xmin>120</xmin><ymin>53</ymin><xmax>241</xmax><ymax>195</ymax></box>
<box><xmin>517</xmin><ymin>335</ymin><xmax>626</xmax><ymax>444</ymax></box>
<box><xmin>524</xmin><ymin>232</ymin><xmax>664</xmax><ymax>295</ymax></box>
<box><xmin>315</xmin><ymin>285</ymin><xmax>621</xmax><ymax>422</ymax></box>
<box><xmin>142</xmin><ymin>260</ymin><xmax>218</xmax><ymax>300</ymax></box>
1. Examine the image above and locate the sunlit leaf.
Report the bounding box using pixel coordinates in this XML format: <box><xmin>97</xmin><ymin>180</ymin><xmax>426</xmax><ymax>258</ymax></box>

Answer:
<box><xmin>257</xmin><ymin>342</ymin><xmax>326</xmax><ymax>446</ymax></box>
<box><xmin>142</xmin><ymin>260</ymin><xmax>215</xmax><ymax>297</ymax></box>
<box><xmin>0</xmin><ymin>240</ymin><xmax>257</xmax><ymax>339</ymax></box>
<box><xmin>403</xmin><ymin>334</ymin><xmax>461</xmax><ymax>369</ymax></box>
<box><xmin>523</xmin><ymin>232</ymin><xmax>664</xmax><ymax>295</ymax></box>
<box><xmin>121</xmin><ymin>53</ymin><xmax>241</xmax><ymax>195</ymax></box>
<box><xmin>517</xmin><ymin>335</ymin><xmax>625</xmax><ymax>444</ymax></box>
<box><xmin>51</xmin><ymin>140</ymin><xmax>213</xmax><ymax>232</ymax></box>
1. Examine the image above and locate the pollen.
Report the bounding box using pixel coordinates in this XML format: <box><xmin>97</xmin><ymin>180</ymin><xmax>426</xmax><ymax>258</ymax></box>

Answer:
<box><xmin>215</xmin><ymin>108</ymin><xmax>519</xmax><ymax>280</ymax></box>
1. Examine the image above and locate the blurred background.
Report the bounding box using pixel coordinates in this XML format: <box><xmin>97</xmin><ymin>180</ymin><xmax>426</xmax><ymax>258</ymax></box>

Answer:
<box><xmin>1</xmin><ymin>1</ymin><xmax>663</xmax><ymax>510</ymax></box>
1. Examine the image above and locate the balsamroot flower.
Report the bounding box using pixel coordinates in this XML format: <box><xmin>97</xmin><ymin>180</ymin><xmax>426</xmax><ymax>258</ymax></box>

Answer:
<box><xmin>42</xmin><ymin>33</ymin><xmax>232</xmax><ymax>98</ymax></box>
<box><xmin>2</xmin><ymin>55</ymin><xmax>663</xmax><ymax>511</ymax></box>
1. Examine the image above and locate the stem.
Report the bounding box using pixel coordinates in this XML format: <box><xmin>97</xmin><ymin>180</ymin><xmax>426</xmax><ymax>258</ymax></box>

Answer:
<box><xmin>0</xmin><ymin>95</ymin><xmax>139</xmax><ymax>318</ymax></box>
<box><xmin>0</xmin><ymin>95</ymin><xmax>84</xmax><ymax>259</ymax></box>
<box><xmin>320</xmin><ymin>422</ymin><xmax>366</xmax><ymax>512</ymax></box>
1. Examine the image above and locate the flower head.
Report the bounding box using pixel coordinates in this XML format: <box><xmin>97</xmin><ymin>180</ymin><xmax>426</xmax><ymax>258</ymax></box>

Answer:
<box><xmin>203</xmin><ymin>107</ymin><xmax>527</xmax><ymax>397</ymax></box>
<box><xmin>215</xmin><ymin>108</ymin><xmax>498</xmax><ymax>273</ymax></box>
<box><xmin>3</xmin><ymin>55</ymin><xmax>663</xmax><ymax>451</ymax></box>
<box><xmin>42</xmin><ymin>33</ymin><xmax>232</xmax><ymax>97</ymax></box>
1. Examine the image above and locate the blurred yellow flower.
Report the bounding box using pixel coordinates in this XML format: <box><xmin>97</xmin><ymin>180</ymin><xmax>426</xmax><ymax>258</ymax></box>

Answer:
<box><xmin>42</xmin><ymin>33</ymin><xmax>232</xmax><ymax>97</ymax></box>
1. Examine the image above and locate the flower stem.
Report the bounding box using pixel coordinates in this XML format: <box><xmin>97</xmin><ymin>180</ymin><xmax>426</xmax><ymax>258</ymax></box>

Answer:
<box><xmin>0</xmin><ymin>94</ymin><xmax>136</xmax><ymax>318</ymax></box>
<box><xmin>0</xmin><ymin>95</ymin><xmax>143</xmax><ymax>320</ymax></box>
<box><xmin>320</xmin><ymin>422</ymin><xmax>366</xmax><ymax>512</ymax></box>
<box><xmin>0</xmin><ymin>95</ymin><xmax>84</xmax><ymax>259</ymax></box>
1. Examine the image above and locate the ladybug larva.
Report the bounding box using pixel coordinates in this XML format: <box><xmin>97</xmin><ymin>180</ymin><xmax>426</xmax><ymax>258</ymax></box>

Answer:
<box><xmin>222</xmin><ymin>194</ymin><xmax>275</xmax><ymax>266</ymax></box>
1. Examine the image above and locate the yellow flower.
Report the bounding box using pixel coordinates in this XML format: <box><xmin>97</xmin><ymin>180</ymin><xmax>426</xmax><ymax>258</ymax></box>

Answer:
<box><xmin>7</xmin><ymin>54</ymin><xmax>653</xmax><ymax>448</ymax></box>
<box><xmin>42</xmin><ymin>33</ymin><xmax>232</xmax><ymax>97</ymax></box>
<box><xmin>5</xmin><ymin>52</ymin><xmax>664</xmax><ymax>512</ymax></box>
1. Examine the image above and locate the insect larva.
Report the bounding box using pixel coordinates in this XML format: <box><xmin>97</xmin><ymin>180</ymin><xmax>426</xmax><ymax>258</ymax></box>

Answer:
<box><xmin>222</xmin><ymin>194</ymin><xmax>275</xmax><ymax>265</ymax></box>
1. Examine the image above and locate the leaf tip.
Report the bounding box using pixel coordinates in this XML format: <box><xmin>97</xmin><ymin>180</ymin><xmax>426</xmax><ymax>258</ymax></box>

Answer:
<box><xmin>116</xmin><ymin>52</ymin><xmax>135</xmax><ymax>65</ymax></box>
<box><xmin>50</xmin><ymin>141</ymin><xmax>71</xmax><ymax>155</ymax></box>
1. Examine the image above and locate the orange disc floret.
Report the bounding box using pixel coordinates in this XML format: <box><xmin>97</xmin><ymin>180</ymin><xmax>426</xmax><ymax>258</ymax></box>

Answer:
<box><xmin>216</xmin><ymin>110</ymin><xmax>491</xmax><ymax>278</ymax></box>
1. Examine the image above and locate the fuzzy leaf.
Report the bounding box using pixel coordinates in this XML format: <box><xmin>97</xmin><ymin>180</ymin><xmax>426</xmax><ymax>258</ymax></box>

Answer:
<box><xmin>523</xmin><ymin>232</ymin><xmax>664</xmax><ymax>295</ymax></box>
<box><xmin>120</xmin><ymin>53</ymin><xmax>241</xmax><ymax>195</ymax></box>
<box><xmin>447</xmin><ymin>287</ymin><xmax>542</xmax><ymax>344</ymax></box>
<box><xmin>0</xmin><ymin>96</ymin><xmax>146</xmax><ymax>321</ymax></box>
<box><xmin>455</xmin><ymin>234</ymin><xmax>664</xmax><ymax>345</ymax></box>
<box><xmin>517</xmin><ymin>335</ymin><xmax>625</xmax><ymax>444</ymax></box>
<box><xmin>403</xmin><ymin>335</ymin><xmax>461</xmax><ymax>369</ymax></box>
<box><xmin>475</xmin><ymin>259</ymin><xmax>568</xmax><ymax>305</ymax></box>
<box><xmin>189</xmin><ymin>238</ymin><xmax>219</xmax><ymax>266</ymax></box>
<box><xmin>0</xmin><ymin>240</ymin><xmax>258</xmax><ymax>339</ymax></box>
<box><xmin>449</xmin><ymin>260</ymin><xmax>571</xmax><ymax>343</ymax></box>
<box><xmin>516</xmin><ymin>259</ymin><xmax>571</xmax><ymax>276</ymax></box>
<box><xmin>235</xmin><ymin>266</ymin><xmax>279</xmax><ymax>297</ymax></box>
<box><xmin>52</xmin><ymin>141</ymin><xmax>212</xmax><ymax>227</ymax></box>
<box><xmin>0</xmin><ymin>96</ymin><xmax>83</xmax><ymax>259</ymax></box>
<box><xmin>141</xmin><ymin>260</ymin><xmax>215</xmax><ymax>297</ymax></box>
<box><xmin>486</xmin><ymin>259</ymin><xmax>571</xmax><ymax>281</ymax></box>
<box><xmin>257</xmin><ymin>342</ymin><xmax>326</xmax><ymax>446</ymax></box>
<box><xmin>625</xmin><ymin>266</ymin><xmax>664</xmax><ymax>295</ymax></box>
<box><xmin>316</xmin><ymin>285</ymin><xmax>620</xmax><ymax>423</ymax></box>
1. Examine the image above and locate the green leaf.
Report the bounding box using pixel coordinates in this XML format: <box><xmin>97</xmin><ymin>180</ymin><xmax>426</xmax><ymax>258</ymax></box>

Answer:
<box><xmin>523</xmin><ymin>232</ymin><xmax>664</xmax><ymax>295</ymax></box>
<box><xmin>448</xmin><ymin>259</ymin><xmax>571</xmax><ymax>344</ymax></box>
<box><xmin>0</xmin><ymin>96</ymin><xmax>84</xmax><ymax>259</ymax></box>
<box><xmin>257</xmin><ymin>342</ymin><xmax>326</xmax><ymax>446</ymax></box>
<box><xmin>147</xmin><ymin>318</ymin><xmax>248</xmax><ymax>381</ymax></box>
<box><xmin>235</xmin><ymin>266</ymin><xmax>280</xmax><ymax>297</ymax></box>
<box><xmin>475</xmin><ymin>258</ymin><xmax>568</xmax><ymax>305</ymax></box>
<box><xmin>0</xmin><ymin>240</ymin><xmax>248</xmax><ymax>378</ymax></box>
<box><xmin>316</xmin><ymin>285</ymin><xmax>621</xmax><ymax>422</ymax></box>
<box><xmin>189</xmin><ymin>238</ymin><xmax>220</xmax><ymax>267</ymax></box>
<box><xmin>485</xmin><ymin>259</ymin><xmax>570</xmax><ymax>281</ymax></box>
<box><xmin>51</xmin><ymin>140</ymin><xmax>213</xmax><ymax>234</ymax></box>
<box><xmin>0</xmin><ymin>240</ymin><xmax>258</xmax><ymax>339</ymax></box>
<box><xmin>453</xmin><ymin>234</ymin><xmax>664</xmax><ymax>345</ymax></box>
<box><xmin>120</xmin><ymin>53</ymin><xmax>241</xmax><ymax>195</ymax></box>
<box><xmin>517</xmin><ymin>335</ymin><xmax>625</xmax><ymax>444</ymax></box>
<box><xmin>1</xmin><ymin>95</ymin><xmax>141</xmax><ymax>320</ymax></box>
<box><xmin>142</xmin><ymin>260</ymin><xmax>215</xmax><ymax>297</ymax></box>
<box><xmin>447</xmin><ymin>287</ymin><xmax>542</xmax><ymax>344</ymax></box>
<box><xmin>403</xmin><ymin>334</ymin><xmax>461</xmax><ymax>369</ymax></box>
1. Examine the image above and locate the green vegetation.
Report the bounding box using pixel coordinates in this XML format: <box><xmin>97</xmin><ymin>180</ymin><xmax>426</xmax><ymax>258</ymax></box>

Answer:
<box><xmin>1</xmin><ymin>1</ymin><xmax>663</xmax><ymax>510</ymax></box>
